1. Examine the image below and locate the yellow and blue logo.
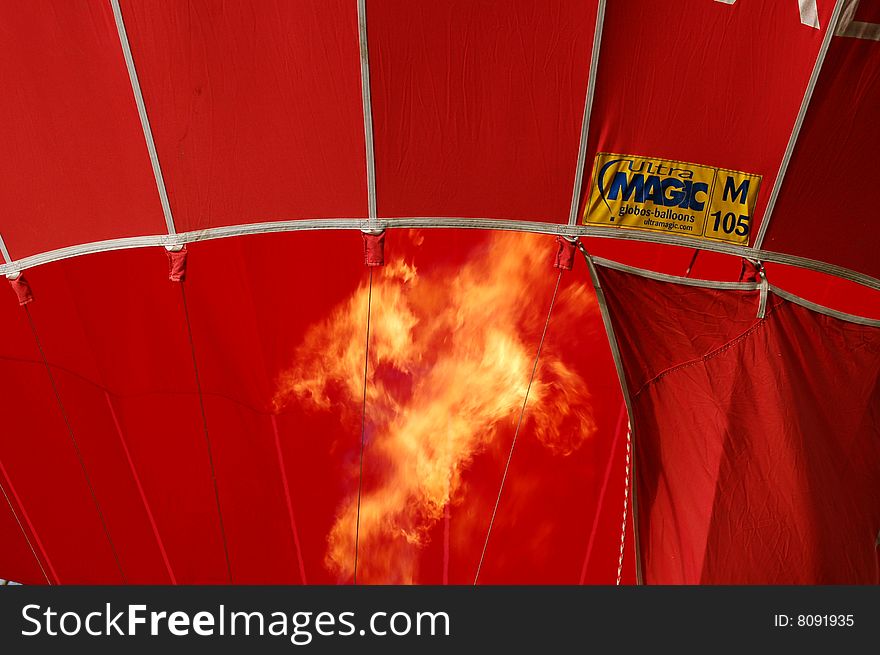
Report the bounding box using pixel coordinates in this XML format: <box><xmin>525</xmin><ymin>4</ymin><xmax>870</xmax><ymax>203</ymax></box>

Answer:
<box><xmin>584</xmin><ymin>153</ymin><xmax>761</xmax><ymax>245</ymax></box>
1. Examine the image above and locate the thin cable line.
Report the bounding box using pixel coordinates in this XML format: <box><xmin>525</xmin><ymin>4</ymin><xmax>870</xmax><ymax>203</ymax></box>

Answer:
<box><xmin>616</xmin><ymin>426</ymin><xmax>631</xmax><ymax>586</ymax></box>
<box><xmin>24</xmin><ymin>306</ymin><xmax>126</xmax><ymax>583</ymax></box>
<box><xmin>180</xmin><ymin>284</ymin><xmax>233</xmax><ymax>583</ymax></box>
<box><xmin>0</xmin><ymin>458</ymin><xmax>58</xmax><ymax>583</ymax></box>
<box><xmin>474</xmin><ymin>270</ymin><xmax>564</xmax><ymax>585</ymax></box>
<box><xmin>579</xmin><ymin>403</ymin><xmax>627</xmax><ymax>584</ymax></box>
<box><xmin>0</xmin><ymin>469</ymin><xmax>50</xmax><ymax>584</ymax></box>
<box><xmin>354</xmin><ymin>268</ymin><xmax>374</xmax><ymax>584</ymax></box>
<box><xmin>685</xmin><ymin>250</ymin><xmax>700</xmax><ymax>278</ymax></box>
<box><xmin>271</xmin><ymin>415</ymin><xmax>307</xmax><ymax>584</ymax></box>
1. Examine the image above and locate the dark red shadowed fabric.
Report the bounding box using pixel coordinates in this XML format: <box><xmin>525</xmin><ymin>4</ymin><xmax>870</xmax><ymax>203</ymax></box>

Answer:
<box><xmin>763</xmin><ymin>11</ymin><xmax>880</xmax><ymax>280</ymax></box>
<box><xmin>595</xmin><ymin>264</ymin><xmax>880</xmax><ymax>584</ymax></box>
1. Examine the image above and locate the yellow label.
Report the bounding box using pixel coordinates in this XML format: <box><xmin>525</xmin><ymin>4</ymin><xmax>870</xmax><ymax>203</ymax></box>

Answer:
<box><xmin>583</xmin><ymin>153</ymin><xmax>762</xmax><ymax>245</ymax></box>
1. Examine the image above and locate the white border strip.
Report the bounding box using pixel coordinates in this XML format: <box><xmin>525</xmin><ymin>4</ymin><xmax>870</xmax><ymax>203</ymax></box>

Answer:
<box><xmin>770</xmin><ymin>285</ymin><xmax>880</xmax><ymax>327</ymax></box>
<box><xmin>110</xmin><ymin>0</ymin><xmax>176</xmax><ymax>235</ymax></box>
<box><xmin>357</xmin><ymin>0</ymin><xmax>378</xmax><ymax>222</ymax></box>
<box><xmin>753</xmin><ymin>0</ymin><xmax>845</xmax><ymax>249</ymax></box>
<box><xmin>581</xmin><ymin>224</ymin><xmax>880</xmax><ymax>291</ymax></box>
<box><xmin>592</xmin><ymin>255</ymin><xmax>880</xmax><ymax>328</ymax></box>
<box><xmin>840</xmin><ymin>21</ymin><xmax>880</xmax><ymax>40</ymax></box>
<box><xmin>0</xmin><ymin>217</ymin><xmax>878</xmax><ymax>291</ymax></box>
<box><xmin>0</xmin><ymin>234</ymin><xmax>11</xmax><ymax>265</ymax></box>
<box><xmin>837</xmin><ymin>0</ymin><xmax>880</xmax><ymax>40</ymax></box>
<box><xmin>568</xmin><ymin>0</ymin><xmax>607</xmax><ymax>226</ymax></box>
<box><xmin>582</xmin><ymin>251</ymin><xmax>644</xmax><ymax>584</ymax></box>
<box><xmin>590</xmin><ymin>256</ymin><xmax>761</xmax><ymax>291</ymax></box>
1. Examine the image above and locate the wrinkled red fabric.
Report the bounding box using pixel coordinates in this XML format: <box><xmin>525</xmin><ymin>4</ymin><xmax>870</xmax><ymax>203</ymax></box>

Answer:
<box><xmin>596</xmin><ymin>264</ymin><xmax>880</xmax><ymax>584</ymax></box>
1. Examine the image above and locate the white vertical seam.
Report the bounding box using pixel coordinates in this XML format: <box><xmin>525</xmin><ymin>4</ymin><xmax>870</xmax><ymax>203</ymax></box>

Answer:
<box><xmin>357</xmin><ymin>0</ymin><xmax>378</xmax><ymax>222</ymax></box>
<box><xmin>799</xmin><ymin>0</ymin><xmax>821</xmax><ymax>28</ymax></box>
<box><xmin>110</xmin><ymin>0</ymin><xmax>177</xmax><ymax>235</ymax></box>
<box><xmin>753</xmin><ymin>0</ymin><xmax>845</xmax><ymax>249</ymax></box>
<box><xmin>568</xmin><ymin>0</ymin><xmax>607</xmax><ymax>226</ymax></box>
<box><xmin>0</xmin><ymin>234</ymin><xmax>11</xmax><ymax>264</ymax></box>
<box><xmin>757</xmin><ymin>274</ymin><xmax>769</xmax><ymax>319</ymax></box>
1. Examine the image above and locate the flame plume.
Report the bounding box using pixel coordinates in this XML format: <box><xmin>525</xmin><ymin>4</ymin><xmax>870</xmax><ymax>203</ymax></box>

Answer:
<box><xmin>274</xmin><ymin>232</ymin><xmax>597</xmax><ymax>582</ymax></box>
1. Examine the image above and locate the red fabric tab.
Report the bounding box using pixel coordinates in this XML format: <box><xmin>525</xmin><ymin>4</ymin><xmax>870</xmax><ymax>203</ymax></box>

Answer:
<box><xmin>7</xmin><ymin>274</ymin><xmax>34</xmax><ymax>305</ymax></box>
<box><xmin>362</xmin><ymin>231</ymin><xmax>385</xmax><ymax>267</ymax></box>
<box><xmin>554</xmin><ymin>237</ymin><xmax>576</xmax><ymax>271</ymax></box>
<box><xmin>739</xmin><ymin>259</ymin><xmax>760</xmax><ymax>283</ymax></box>
<box><xmin>167</xmin><ymin>247</ymin><xmax>188</xmax><ymax>282</ymax></box>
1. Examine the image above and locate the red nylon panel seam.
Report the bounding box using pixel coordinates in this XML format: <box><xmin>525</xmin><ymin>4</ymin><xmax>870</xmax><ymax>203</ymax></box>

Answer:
<box><xmin>271</xmin><ymin>415</ymin><xmax>307</xmax><ymax>584</ymax></box>
<box><xmin>104</xmin><ymin>391</ymin><xmax>177</xmax><ymax>584</ymax></box>
<box><xmin>630</xmin><ymin>299</ymin><xmax>785</xmax><ymax>401</ymax></box>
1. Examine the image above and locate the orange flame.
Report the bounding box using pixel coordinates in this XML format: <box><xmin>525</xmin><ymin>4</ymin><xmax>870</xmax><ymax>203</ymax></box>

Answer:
<box><xmin>274</xmin><ymin>232</ymin><xmax>597</xmax><ymax>582</ymax></box>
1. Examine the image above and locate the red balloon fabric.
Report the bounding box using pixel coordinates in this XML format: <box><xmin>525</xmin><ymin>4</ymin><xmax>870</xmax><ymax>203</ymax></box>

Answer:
<box><xmin>594</xmin><ymin>262</ymin><xmax>880</xmax><ymax>584</ymax></box>
<box><xmin>0</xmin><ymin>1</ymin><xmax>878</xmax><ymax>585</ymax></box>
